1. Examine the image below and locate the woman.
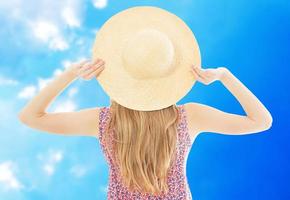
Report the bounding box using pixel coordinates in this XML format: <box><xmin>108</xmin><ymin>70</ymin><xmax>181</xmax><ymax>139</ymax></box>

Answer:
<box><xmin>18</xmin><ymin>58</ymin><xmax>272</xmax><ymax>199</ymax></box>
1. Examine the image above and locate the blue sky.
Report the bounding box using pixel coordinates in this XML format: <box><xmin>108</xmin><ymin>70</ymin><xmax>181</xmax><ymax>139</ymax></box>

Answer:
<box><xmin>0</xmin><ymin>0</ymin><xmax>289</xmax><ymax>200</ymax></box>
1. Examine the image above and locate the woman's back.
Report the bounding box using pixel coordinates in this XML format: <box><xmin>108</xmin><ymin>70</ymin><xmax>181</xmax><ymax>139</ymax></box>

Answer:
<box><xmin>98</xmin><ymin>104</ymin><xmax>193</xmax><ymax>200</ymax></box>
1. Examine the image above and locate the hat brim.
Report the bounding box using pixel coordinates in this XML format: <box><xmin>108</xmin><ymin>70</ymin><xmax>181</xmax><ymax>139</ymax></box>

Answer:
<box><xmin>92</xmin><ymin>6</ymin><xmax>201</xmax><ymax>111</ymax></box>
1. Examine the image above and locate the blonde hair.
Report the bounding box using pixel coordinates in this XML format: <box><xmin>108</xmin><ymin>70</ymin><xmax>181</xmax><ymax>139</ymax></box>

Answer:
<box><xmin>103</xmin><ymin>100</ymin><xmax>180</xmax><ymax>195</ymax></box>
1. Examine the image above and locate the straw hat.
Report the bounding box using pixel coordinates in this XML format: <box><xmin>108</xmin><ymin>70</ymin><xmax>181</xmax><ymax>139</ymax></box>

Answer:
<box><xmin>92</xmin><ymin>6</ymin><xmax>201</xmax><ymax>111</ymax></box>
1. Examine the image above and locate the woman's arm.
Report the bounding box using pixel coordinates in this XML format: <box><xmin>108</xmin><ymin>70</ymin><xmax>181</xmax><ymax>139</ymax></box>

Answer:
<box><xmin>18</xmin><ymin>67</ymin><xmax>78</xmax><ymax>119</ymax></box>
<box><xmin>219</xmin><ymin>67</ymin><xmax>273</xmax><ymax>126</ymax></box>
<box><xmin>18</xmin><ymin>59</ymin><xmax>106</xmax><ymax>138</ymax></box>
<box><xmin>186</xmin><ymin>66</ymin><xmax>273</xmax><ymax>136</ymax></box>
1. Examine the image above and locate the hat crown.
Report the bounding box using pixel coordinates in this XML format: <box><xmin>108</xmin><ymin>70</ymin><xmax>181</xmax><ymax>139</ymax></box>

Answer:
<box><xmin>122</xmin><ymin>29</ymin><xmax>176</xmax><ymax>80</ymax></box>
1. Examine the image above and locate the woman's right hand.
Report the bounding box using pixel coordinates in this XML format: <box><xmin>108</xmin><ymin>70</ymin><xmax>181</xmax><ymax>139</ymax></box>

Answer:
<box><xmin>190</xmin><ymin>65</ymin><xmax>227</xmax><ymax>85</ymax></box>
<box><xmin>67</xmin><ymin>58</ymin><xmax>105</xmax><ymax>80</ymax></box>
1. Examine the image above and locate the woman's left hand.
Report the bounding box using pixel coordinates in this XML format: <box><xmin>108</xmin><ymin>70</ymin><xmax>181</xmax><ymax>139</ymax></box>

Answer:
<box><xmin>190</xmin><ymin>64</ymin><xmax>226</xmax><ymax>85</ymax></box>
<box><xmin>68</xmin><ymin>58</ymin><xmax>105</xmax><ymax>80</ymax></box>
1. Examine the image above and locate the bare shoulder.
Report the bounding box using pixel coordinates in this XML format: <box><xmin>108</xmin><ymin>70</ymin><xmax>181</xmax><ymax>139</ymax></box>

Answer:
<box><xmin>65</xmin><ymin>106</ymin><xmax>102</xmax><ymax>138</ymax></box>
<box><xmin>183</xmin><ymin>102</ymin><xmax>210</xmax><ymax>114</ymax></box>
<box><xmin>182</xmin><ymin>102</ymin><xmax>203</xmax><ymax>142</ymax></box>
<box><xmin>77</xmin><ymin>106</ymin><xmax>111</xmax><ymax>138</ymax></box>
<box><xmin>183</xmin><ymin>102</ymin><xmax>213</xmax><ymax>132</ymax></box>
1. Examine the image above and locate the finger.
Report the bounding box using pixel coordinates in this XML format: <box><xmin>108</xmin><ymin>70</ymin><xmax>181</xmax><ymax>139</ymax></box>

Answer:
<box><xmin>191</xmin><ymin>67</ymin><xmax>210</xmax><ymax>84</ymax></box>
<box><xmin>79</xmin><ymin>61</ymin><xmax>95</xmax><ymax>73</ymax></box>
<box><xmin>191</xmin><ymin>70</ymin><xmax>200</xmax><ymax>80</ymax></box>
<box><xmin>83</xmin><ymin>64</ymin><xmax>105</xmax><ymax>79</ymax></box>
<box><xmin>192</xmin><ymin>66</ymin><xmax>204</xmax><ymax>79</ymax></box>
<box><xmin>77</xmin><ymin>59</ymin><xmax>91</xmax><ymax>68</ymax></box>
<box><xmin>81</xmin><ymin>60</ymin><xmax>105</xmax><ymax>76</ymax></box>
<box><xmin>193</xmin><ymin>66</ymin><xmax>207</xmax><ymax>80</ymax></box>
<box><xmin>80</xmin><ymin>65</ymin><xmax>97</xmax><ymax>77</ymax></box>
<box><xmin>78</xmin><ymin>59</ymin><xmax>90</xmax><ymax>65</ymax></box>
<box><xmin>84</xmin><ymin>61</ymin><xmax>105</xmax><ymax>74</ymax></box>
<box><xmin>200</xmin><ymin>70</ymin><xmax>211</xmax><ymax>78</ymax></box>
<box><xmin>83</xmin><ymin>61</ymin><xmax>105</xmax><ymax>76</ymax></box>
<box><xmin>201</xmin><ymin>75</ymin><xmax>213</xmax><ymax>85</ymax></box>
<box><xmin>193</xmin><ymin>73</ymin><xmax>204</xmax><ymax>83</ymax></box>
<box><xmin>89</xmin><ymin>68</ymin><xmax>105</xmax><ymax>79</ymax></box>
<box><xmin>95</xmin><ymin>59</ymin><xmax>105</xmax><ymax>66</ymax></box>
<box><xmin>189</xmin><ymin>66</ymin><xmax>200</xmax><ymax>77</ymax></box>
<box><xmin>189</xmin><ymin>68</ymin><xmax>203</xmax><ymax>83</ymax></box>
<box><xmin>189</xmin><ymin>67</ymin><xmax>195</xmax><ymax>76</ymax></box>
<box><xmin>72</xmin><ymin>59</ymin><xmax>89</xmax><ymax>71</ymax></box>
<box><xmin>92</xmin><ymin>58</ymin><xmax>102</xmax><ymax>64</ymax></box>
<box><xmin>202</xmin><ymin>70</ymin><xmax>216</xmax><ymax>80</ymax></box>
<box><xmin>89</xmin><ymin>59</ymin><xmax>104</xmax><ymax>69</ymax></box>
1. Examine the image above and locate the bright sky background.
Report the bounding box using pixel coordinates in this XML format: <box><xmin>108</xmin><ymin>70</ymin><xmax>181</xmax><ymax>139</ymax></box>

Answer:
<box><xmin>0</xmin><ymin>0</ymin><xmax>289</xmax><ymax>200</ymax></box>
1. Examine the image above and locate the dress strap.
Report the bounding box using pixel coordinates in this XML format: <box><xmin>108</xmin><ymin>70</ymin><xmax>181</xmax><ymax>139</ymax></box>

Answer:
<box><xmin>177</xmin><ymin>104</ymin><xmax>193</xmax><ymax>149</ymax></box>
<box><xmin>98</xmin><ymin>106</ymin><xmax>110</xmax><ymax>139</ymax></box>
<box><xmin>98</xmin><ymin>106</ymin><xmax>114</xmax><ymax>165</ymax></box>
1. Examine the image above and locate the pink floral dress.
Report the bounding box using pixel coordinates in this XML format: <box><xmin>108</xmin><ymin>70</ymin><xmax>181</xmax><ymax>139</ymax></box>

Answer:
<box><xmin>98</xmin><ymin>104</ymin><xmax>193</xmax><ymax>200</ymax></box>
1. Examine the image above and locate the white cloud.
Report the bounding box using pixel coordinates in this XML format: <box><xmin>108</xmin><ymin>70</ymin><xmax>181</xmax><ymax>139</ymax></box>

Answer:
<box><xmin>0</xmin><ymin>99</ymin><xmax>15</xmax><ymax>125</ymax></box>
<box><xmin>99</xmin><ymin>185</ymin><xmax>108</xmax><ymax>193</ymax></box>
<box><xmin>62</xmin><ymin>60</ymin><xmax>74</xmax><ymax>70</ymax></box>
<box><xmin>37</xmin><ymin>77</ymin><xmax>53</xmax><ymax>90</ymax></box>
<box><xmin>62</xmin><ymin>6</ymin><xmax>81</xmax><ymax>28</ymax></box>
<box><xmin>92</xmin><ymin>0</ymin><xmax>108</xmax><ymax>9</ymax></box>
<box><xmin>49</xmin><ymin>36</ymin><xmax>70</xmax><ymax>51</ymax></box>
<box><xmin>37</xmin><ymin>67</ymin><xmax>67</xmax><ymax>89</ymax></box>
<box><xmin>0</xmin><ymin>161</ymin><xmax>24</xmax><ymax>190</ymax></box>
<box><xmin>43</xmin><ymin>164</ymin><xmax>54</xmax><ymax>176</ymax></box>
<box><xmin>68</xmin><ymin>87</ymin><xmax>78</xmax><ymax>97</ymax></box>
<box><xmin>62</xmin><ymin>57</ymin><xmax>89</xmax><ymax>70</ymax></box>
<box><xmin>0</xmin><ymin>0</ymin><xmax>84</xmax><ymax>51</ymax></box>
<box><xmin>0</xmin><ymin>1</ymin><xmax>23</xmax><ymax>20</ymax></box>
<box><xmin>17</xmin><ymin>64</ymin><xmax>73</xmax><ymax>100</ymax></box>
<box><xmin>53</xmin><ymin>99</ymin><xmax>77</xmax><ymax>112</ymax></box>
<box><xmin>32</xmin><ymin>20</ymin><xmax>59</xmax><ymax>42</ymax></box>
<box><xmin>69</xmin><ymin>164</ymin><xmax>88</xmax><ymax>178</ymax></box>
<box><xmin>51</xmin><ymin>151</ymin><xmax>63</xmax><ymax>162</ymax></box>
<box><xmin>17</xmin><ymin>72</ymin><xmax>57</xmax><ymax>100</ymax></box>
<box><xmin>75</xmin><ymin>38</ymin><xmax>85</xmax><ymax>46</ymax></box>
<box><xmin>37</xmin><ymin>149</ymin><xmax>64</xmax><ymax>176</ymax></box>
<box><xmin>0</xmin><ymin>75</ymin><xmax>19</xmax><ymax>86</ymax></box>
<box><xmin>17</xmin><ymin>64</ymin><xmax>79</xmax><ymax>114</ymax></box>
<box><xmin>53</xmin><ymin>68</ymin><xmax>64</xmax><ymax>77</ymax></box>
<box><xmin>29</xmin><ymin>20</ymin><xmax>69</xmax><ymax>51</ymax></box>
<box><xmin>17</xmin><ymin>85</ymin><xmax>37</xmax><ymax>99</ymax></box>
<box><xmin>90</xmin><ymin>28</ymin><xmax>99</xmax><ymax>35</ymax></box>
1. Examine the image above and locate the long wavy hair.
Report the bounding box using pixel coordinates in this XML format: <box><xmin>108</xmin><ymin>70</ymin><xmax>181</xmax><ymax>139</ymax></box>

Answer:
<box><xmin>103</xmin><ymin>99</ymin><xmax>180</xmax><ymax>195</ymax></box>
